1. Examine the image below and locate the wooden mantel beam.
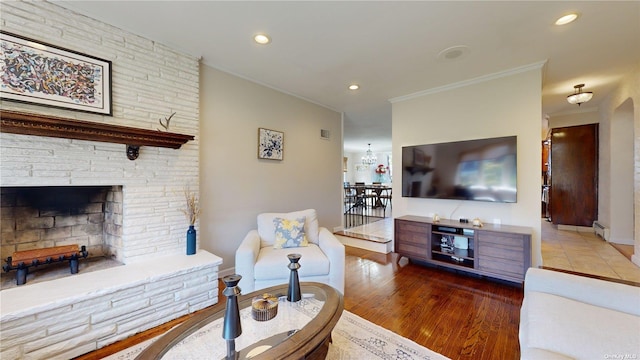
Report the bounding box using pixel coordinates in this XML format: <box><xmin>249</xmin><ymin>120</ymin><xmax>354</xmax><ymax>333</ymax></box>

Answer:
<box><xmin>0</xmin><ymin>110</ymin><xmax>194</xmax><ymax>159</ymax></box>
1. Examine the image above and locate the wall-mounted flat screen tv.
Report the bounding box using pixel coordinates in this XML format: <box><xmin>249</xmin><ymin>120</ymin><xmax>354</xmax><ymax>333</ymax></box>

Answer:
<box><xmin>401</xmin><ymin>136</ymin><xmax>517</xmax><ymax>203</ymax></box>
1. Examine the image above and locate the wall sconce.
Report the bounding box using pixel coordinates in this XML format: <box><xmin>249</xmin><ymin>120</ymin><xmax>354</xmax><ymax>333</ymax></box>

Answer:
<box><xmin>567</xmin><ymin>84</ymin><xmax>593</xmax><ymax>106</ymax></box>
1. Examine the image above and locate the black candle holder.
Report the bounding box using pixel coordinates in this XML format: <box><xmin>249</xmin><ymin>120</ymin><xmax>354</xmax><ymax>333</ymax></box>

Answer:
<box><xmin>222</xmin><ymin>274</ymin><xmax>242</xmax><ymax>359</ymax></box>
<box><xmin>287</xmin><ymin>253</ymin><xmax>302</xmax><ymax>302</ymax></box>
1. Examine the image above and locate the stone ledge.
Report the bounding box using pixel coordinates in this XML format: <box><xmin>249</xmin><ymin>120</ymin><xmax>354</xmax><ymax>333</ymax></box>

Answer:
<box><xmin>0</xmin><ymin>250</ymin><xmax>222</xmax><ymax>319</ymax></box>
<box><xmin>1</xmin><ymin>251</ymin><xmax>222</xmax><ymax>359</ymax></box>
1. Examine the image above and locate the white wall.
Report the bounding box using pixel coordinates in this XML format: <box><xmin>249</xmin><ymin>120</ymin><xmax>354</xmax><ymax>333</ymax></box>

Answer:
<box><xmin>391</xmin><ymin>65</ymin><xmax>543</xmax><ymax>267</ymax></box>
<box><xmin>548</xmin><ymin>109</ymin><xmax>600</xmax><ymax>129</ymax></box>
<box><xmin>199</xmin><ymin>66</ymin><xmax>343</xmax><ymax>273</ymax></box>
<box><xmin>344</xmin><ymin>151</ymin><xmax>392</xmax><ymax>184</ymax></box>
<box><xmin>595</xmin><ymin>67</ymin><xmax>640</xmax><ymax>264</ymax></box>
<box><xmin>610</xmin><ymin>99</ymin><xmax>634</xmax><ymax>244</ymax></box>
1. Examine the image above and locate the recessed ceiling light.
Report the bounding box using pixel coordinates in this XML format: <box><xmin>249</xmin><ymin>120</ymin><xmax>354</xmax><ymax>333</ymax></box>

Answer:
<box><xmin>555</xmin><ymin>13</ymin><xmax>579</xmax><ymax>26</ymax></box>
<box><xmin>348</xmin><ymin>84</ymin><xmax>360</xmax><ymax>90</ymax></box>
<box><xmin>253</xmin><ymin>34</ymin><xmax>271</xmax><ymax>45</ymax></box>
<box><xmin>436</xmin><ymin>45</ymin><xmax>469</xmax><ymax>62</ymax></box>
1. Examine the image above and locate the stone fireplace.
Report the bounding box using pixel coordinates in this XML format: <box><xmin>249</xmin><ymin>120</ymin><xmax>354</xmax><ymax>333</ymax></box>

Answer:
<box><xmin>0</xmin><ymin>112</ymin><xmax>222</xmax><ymax>359</ymax></box>
<box><xmin>0</xmin><ymin>49</ymin><xmax>210</xmax><ymax>360</ymax></box>
<box><xmin>0</xmin><ymin>122</ymin><xmax>221</xmax><ymax>359</ymax></box>
<box><xmin>0</xmin><ymin>3</ymin><xmax>217</xmax><ymax>357</ymax></box>
<box><xmin>0</xmin><ymin>109</ymin><xmax>221</xmax><ymax>360</ymax></box>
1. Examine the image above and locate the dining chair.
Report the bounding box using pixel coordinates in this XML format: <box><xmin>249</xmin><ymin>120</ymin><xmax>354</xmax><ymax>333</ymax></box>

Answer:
<box><xmin>380</xmin><ymin>187</ymin><xmax>392</xmax><ymax>217</ymax></box>
<box><xmin>355</xmin><ymin>182</ymin><xmax>376</xmax><ymax>209</ymax></box>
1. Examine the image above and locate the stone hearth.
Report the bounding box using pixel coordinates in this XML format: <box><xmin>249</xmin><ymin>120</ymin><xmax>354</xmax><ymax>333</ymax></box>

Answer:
<box><xmin>0</xmin><ymin>251</ymin><xmax>222</xmax><ymax>359</ymax></box>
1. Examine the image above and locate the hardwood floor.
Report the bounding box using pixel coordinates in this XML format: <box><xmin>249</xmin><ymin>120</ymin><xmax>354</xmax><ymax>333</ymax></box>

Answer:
<box><xmin>75</xmin><ymin>246</ymin><xmax>524</xmax><ymax>359</ymax></box>
<box><xmin>343</xmin><ymin>246</ymin><xmax>523</xmax><ymax>359</ymax></box>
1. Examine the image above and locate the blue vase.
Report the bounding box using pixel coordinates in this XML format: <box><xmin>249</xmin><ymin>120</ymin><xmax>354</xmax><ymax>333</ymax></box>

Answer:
<box><xmin>186</xmin><ymin>225</ymin><xmax>196</xmax><ymax>255</ymax></box>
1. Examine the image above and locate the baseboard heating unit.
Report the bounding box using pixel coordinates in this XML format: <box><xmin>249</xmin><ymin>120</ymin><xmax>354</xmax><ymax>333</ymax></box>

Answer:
<box><xmin>593</xmin><ymin>221</ymin><xmax>610</xmax><ymax>240</ymax></box>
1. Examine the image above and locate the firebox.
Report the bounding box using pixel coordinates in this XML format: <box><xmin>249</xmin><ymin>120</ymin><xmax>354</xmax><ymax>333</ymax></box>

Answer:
<box><xmin>0</xmin><ymin>185</ymin><xmax>123</xmax><ymax>287</ymax></box>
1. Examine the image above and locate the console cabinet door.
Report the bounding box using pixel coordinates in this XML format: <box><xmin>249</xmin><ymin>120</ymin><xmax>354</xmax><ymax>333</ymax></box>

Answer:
<box><xmin>477</xmin><ymin>230</ymin><xmax>531</xmax><ymax>282</ymax></box>
<box><xmin>394</xmin><ymin>219</ymin><xmax>430</xmax><ymax>261</ymax></box>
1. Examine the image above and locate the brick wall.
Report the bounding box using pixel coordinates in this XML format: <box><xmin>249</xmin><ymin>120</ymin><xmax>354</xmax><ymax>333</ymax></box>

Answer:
<box><xmin>0</xmin><ymin>1</ymin><xmax>200</xmax><ymax>263</ymax></box>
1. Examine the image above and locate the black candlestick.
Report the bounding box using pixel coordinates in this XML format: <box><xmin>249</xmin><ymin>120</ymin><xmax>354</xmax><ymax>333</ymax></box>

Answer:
<box><xmin>222</xmin><ymin>274</ymin><xmax>242</xmax><ymax>359</ymax></box>
<box><xmin>287</xmin><ymin>253</ymin><xmax>302</xmax><ymax>302</ymax></box>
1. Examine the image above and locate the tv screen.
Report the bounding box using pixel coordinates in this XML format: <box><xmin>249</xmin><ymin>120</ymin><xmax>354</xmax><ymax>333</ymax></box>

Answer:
<box><xmin>402</xmin><ymin>136</ymin><xmax>517</xmax><ymax>203</ymax></box>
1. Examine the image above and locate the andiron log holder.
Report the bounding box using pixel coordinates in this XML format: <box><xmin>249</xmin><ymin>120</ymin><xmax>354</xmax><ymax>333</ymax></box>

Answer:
<box><xmin>287</xmin><ymin>253</ymin><xmax>302</xmax><ymax>302</ymax></box>
<box><xmin>3</xmin><ymin>245</ymin><xmax>88</xmax><ymax>285</ymax></box>
<box><xmin>222</xmin><ymin>274</ymin><xmax>242</xmax><ymax>359</ymax></box>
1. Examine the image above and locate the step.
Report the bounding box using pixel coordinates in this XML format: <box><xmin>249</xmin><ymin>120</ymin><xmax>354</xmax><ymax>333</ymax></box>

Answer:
<box><xmin>334</xmin><ymin>231</ymin><xmax>392</xmax><ymax>254</ymax></box>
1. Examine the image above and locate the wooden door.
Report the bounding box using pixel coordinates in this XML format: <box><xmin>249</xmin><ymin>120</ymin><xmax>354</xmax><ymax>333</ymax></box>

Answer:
<box><xmin>550</xmin><ymin>124</ymin><xmax>598</xmax><ymax>226</ymax></box>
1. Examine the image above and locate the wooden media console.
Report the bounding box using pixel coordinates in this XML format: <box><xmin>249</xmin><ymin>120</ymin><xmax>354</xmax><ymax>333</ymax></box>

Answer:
<box><xmin>394</xmin><ymin>215</ymin><xmax>532</xmax><ymax>284</ymax></box>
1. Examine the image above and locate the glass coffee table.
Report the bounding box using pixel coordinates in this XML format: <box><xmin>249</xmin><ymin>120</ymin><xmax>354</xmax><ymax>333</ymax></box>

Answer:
<box><xmin>136</xmin><ymin>282</ymin><xmax>343</xmax><ymax>360</ymax></box>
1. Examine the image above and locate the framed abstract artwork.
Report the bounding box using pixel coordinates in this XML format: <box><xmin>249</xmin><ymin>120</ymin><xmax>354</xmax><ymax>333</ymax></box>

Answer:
<box><xmin>258</xmin><ymin>128</ymin><xmax>284</xmax><ymax>160</ymax></box>
<box><xmin>0</xmin><ymin>31</ymin><xmax>112</xmax><ymax>115</ymax></box>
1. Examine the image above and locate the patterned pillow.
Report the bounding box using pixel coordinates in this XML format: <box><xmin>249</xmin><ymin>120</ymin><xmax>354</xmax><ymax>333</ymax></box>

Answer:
<box><xmin>273</xmin><ymin>217</ymin><xmax>309</xmax><ymax>249</ymax></box>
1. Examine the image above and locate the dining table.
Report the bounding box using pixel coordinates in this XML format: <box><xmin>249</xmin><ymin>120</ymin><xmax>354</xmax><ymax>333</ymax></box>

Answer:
<box><xmin>344</xmin><ymin>183</ymin><xmax>392</xmax><ymax>210</ymax></box>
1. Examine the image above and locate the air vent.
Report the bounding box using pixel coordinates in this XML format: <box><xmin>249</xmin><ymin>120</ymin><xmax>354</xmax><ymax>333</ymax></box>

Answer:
<box><xmin>320</xmin><ymin>129</ymin><xmax>331</xmax><ymax>140</ymax></box>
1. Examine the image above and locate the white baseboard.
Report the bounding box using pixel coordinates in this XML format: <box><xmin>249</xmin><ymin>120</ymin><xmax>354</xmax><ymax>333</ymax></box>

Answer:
<box><xmin>632</xmin><ymin>254</ymin><xmax>640</xmax><ymax>268</ymax></box>
<box><xmin>557</xmin><ymin>224</ymin><xmax>593</xmax><ymax>233</ymax></box>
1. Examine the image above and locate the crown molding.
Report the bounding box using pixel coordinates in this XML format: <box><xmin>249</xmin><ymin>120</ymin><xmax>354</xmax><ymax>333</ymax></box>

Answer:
<box><xmin>389</xmin><ymin>60</ymin><xmax>547</xmax><ymax>104</ymax></box>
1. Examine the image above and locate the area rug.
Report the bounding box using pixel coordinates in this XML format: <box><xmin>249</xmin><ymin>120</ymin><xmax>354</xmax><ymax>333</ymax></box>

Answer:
<box><xmin>327</xmin><ymin>311</ymin><xmax>449</xmax><ymax>360</ymax></box>
<box><xmin>104</xmin><ymin>309</ymin><xmax>448</xmax><ymax>360</ymax></box>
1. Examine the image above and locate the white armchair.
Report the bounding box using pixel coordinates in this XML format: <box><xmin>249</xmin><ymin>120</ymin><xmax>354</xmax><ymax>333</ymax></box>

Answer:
<box><xmin>235</xmin><ymin>209</ymin><xmax>345</xmax><ymax>294</ymax></box>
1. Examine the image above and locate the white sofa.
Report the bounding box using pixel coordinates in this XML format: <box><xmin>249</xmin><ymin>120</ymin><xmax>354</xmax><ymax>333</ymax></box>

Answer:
<box><xmin>235</xmin><ymin>209</ymin><xmax>345</xmax><ymax>294</ymax></box>
<box><xmin>519</xmin><ymin>268</ymin><xmax>640</xmax><ymax>359</ymax></box>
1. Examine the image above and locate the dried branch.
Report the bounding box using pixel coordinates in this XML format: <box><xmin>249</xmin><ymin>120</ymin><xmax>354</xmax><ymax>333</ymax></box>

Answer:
<box><xmin>181</xmin><ymin>186</ymin><xmax>200</xmax><ymax>226</ymax></box>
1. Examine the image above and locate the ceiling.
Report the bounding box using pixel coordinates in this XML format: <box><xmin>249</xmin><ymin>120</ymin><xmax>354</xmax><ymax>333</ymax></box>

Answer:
<box><xmin>54</xmin><ymin>1</ymin><xmax>640</xmax><ymax>153</ymax></box>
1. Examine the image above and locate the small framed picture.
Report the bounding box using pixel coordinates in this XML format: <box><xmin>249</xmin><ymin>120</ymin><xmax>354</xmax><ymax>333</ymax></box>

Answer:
<box><xmin>258</xmin><ymin>128</ymin><xmax>284</xmax><ymax>160</ymax></box>
<box><xmin>0</xmin><ymin>31</ymin><xmax>112</xmax><ymax>115</ymax></box>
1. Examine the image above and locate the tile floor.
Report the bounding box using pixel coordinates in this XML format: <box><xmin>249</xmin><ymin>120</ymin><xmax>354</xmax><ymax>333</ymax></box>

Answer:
<box><xmin>541</xmin><ymin>220</ymin><xmax>640</xmax><ymax>282</ymax></box>
<box><xmin>342</xmin><ymin>216</ymin><xmax>640</xmax><ymax>283</ymax></box>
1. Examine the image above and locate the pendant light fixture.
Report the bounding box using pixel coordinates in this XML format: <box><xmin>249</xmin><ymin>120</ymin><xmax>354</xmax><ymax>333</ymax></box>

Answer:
<box><xmin>567</xmin><ymin>84</ymin><xmax>593</xmax><ymax>106</ymax></box>
<box><xmin>361</xmin><ymin>143</ymin><xmax>377</xmax><ymax>166</ymax></box>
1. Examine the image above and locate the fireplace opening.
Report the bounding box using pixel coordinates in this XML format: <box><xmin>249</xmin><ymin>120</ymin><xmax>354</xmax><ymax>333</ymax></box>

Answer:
<box><xmin>1</xmin><ymin>186</ymin><xmax>124</xmax><ymax>289</ymax></box>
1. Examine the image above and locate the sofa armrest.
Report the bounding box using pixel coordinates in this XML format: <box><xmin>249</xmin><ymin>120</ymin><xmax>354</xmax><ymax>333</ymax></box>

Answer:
<box><xmin>318</xmin><ymin>227</ymin><xmax>345</xmax><ymax>294</ymax></box>
<box><xmin>235</xmin><ymin>229</ymin><xmax>261</xmax><ymax>293</ymax></box>
<box><xmin>524</xmin><ymin>267</ymin><xmax>640</xmax><ymax>316</ymax></box>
